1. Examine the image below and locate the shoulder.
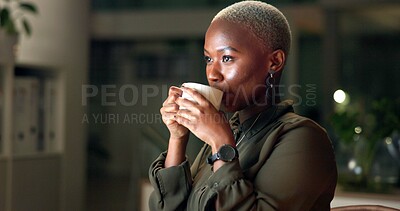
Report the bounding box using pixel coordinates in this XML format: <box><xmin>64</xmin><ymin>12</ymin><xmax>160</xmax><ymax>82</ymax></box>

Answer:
<box><xmin>271</xmin><ymin>100</ymin><xmax>327</xmax><ymax>136</ymax></box>
<box><xmin>270</xmin><ymin>112</ymin><xmax>334</xmax><ymax>156</ymax></box>
<box><xmin>278</xmin><ymin>112</ymin><xmax>328</xmax><ymax>136</ymax></box>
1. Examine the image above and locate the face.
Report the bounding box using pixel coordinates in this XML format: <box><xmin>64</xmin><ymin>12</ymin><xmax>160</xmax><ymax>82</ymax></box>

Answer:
<box><xmin>204</xmin><ymin>19</ymin><xmax>273</xmax><ymax>112</ymax></box>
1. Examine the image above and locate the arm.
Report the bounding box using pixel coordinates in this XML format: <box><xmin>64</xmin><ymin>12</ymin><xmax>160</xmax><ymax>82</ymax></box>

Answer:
<box><xmin>186</xmin><ymin>119</ymin><xmax>337</xmax><ymax>210</ymax></box>
<box><xmin>148</xmin><ymin>143</ymin><xmax>213</xmax><ymax>211</ymax></box>
<box><xmin>148</xmin><ymin>152</ymin><xmax>192</xmax><ymax>211</ymax></box>
<box><xmin>148</xmin><ymin>86</ymin><xmax>192</xmax><ymax>211</ymax></box>
<box><xmin>174</xmin><ymin>86</ymin><xmax>236</xmax><ymax>173</ymax></box>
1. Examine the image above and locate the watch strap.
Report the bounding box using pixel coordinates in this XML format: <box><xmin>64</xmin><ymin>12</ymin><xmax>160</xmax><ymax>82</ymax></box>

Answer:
<box><xmin>206</xmin><ymin>152</ymin><xmax>219</xmax><ymax>165</ymax></box>
<box><xmin>206</xmin><ymin>144</ymin><xmax>238</xmax><ymax>165</ymax></box>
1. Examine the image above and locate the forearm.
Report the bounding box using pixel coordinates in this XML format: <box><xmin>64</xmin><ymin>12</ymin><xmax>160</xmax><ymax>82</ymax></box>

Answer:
<box><xmin>209</xmin><ymin>130</ymin><xmax>236</xmax><ymax>172</ymax></box>
<box><xmin>165</xmin><ymin>134</ymin><xmax>189</xmax><ymax>168</ymax></box>
<box><xmin>188</xmin><ymin>159</ymin><xmax>262</xmax><ymax>211</ymax></box>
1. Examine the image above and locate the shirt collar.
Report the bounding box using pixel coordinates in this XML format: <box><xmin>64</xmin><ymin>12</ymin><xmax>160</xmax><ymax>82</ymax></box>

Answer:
<box><xmin>230</xmin><ymin>100</ymin><xmax>294</xmax><ymax>140</ymax></box>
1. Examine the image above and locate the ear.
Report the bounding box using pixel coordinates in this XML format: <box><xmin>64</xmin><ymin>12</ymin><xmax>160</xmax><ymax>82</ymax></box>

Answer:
<box><xmin>269</xmin><ymin>49</ymin><xmax>286</xmax><ymax>72</ymax></box>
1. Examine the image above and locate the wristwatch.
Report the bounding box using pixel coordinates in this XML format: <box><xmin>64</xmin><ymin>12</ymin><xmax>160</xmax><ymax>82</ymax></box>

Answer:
<box><xmin>207</xmin><ymin>144</ymin><xmax>238</xmax><ymax>165</ymax></box>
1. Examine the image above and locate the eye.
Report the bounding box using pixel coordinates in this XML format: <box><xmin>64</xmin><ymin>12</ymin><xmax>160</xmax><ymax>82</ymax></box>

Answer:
<box><xmin>204</xmin><ymin>56</ymin><xmax>213</xmax><ymax>64</ymax></box>
<box><xmin>222</xmin><ymin>55</ymin><xmax>233</xmax><ymax>63</ymax></box>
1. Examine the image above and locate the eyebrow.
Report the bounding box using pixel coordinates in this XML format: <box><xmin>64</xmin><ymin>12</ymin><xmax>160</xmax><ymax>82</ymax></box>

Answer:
<box><xmin>204</xmin><ymin>46</ymin><xmax>240</xmax><ymax>54</ymax></box>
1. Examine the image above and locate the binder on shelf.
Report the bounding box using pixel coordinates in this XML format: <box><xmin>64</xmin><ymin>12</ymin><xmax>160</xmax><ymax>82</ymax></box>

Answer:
<box><xmin>0</xmin><ymin>66</ymin><xmax>5</xmax><ymax>155</ymax></box>
<box><xmin>0</xmin><ymin>74</ymin><xmax>3</xmax><ymax>154</ymax></box>
<box><xmin>13</xmin><ymin>77</ymin><xmax>39</xmax><ymax>155</ymax></box>
<box><xmin>43</xmin><ymin>79</ymin><xmax>58</xmax><ymax>152</ymax></box>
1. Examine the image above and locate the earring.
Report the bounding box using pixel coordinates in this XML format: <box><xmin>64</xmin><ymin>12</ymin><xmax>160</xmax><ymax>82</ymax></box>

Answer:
<box><xmin>266</xmin><ymin>70</ymin><xmax>275</xmax><ymax>88</ymax></box>
<box><xmin>265</xmin><ymin>69</ymin><xmax>276</xmax><ymax>103</ymax></box>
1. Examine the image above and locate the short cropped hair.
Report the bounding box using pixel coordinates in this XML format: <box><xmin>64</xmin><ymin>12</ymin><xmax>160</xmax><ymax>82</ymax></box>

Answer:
<box><xmin>212</xmin><ymin>1</ymin><xmax>292</xmax><ymax>56</ymax></box>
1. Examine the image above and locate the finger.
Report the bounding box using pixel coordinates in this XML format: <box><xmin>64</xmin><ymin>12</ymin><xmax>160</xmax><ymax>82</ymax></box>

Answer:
<box><xmin>175</xmin><ymin>96</ymin><xmax>199</xmax><ymax>110</ymax></box>
<box><xmin>162</xmin><ymin>111</ymin><xmax>180</xmax><ymax>126</ymax></box>
<box><xmin>169</xmin><ymin>86</ymin><xmax>183</xmax><ymax>97</ymax></box>
<box><xmin>162</xmin><ymin>111</ymin><xmax>176</xmax><ymax>120</ymax></box>
<box><xmin>163</xmin><ymin>86</ymin><xmax>183</xmax><ymax>106</ymax></box>
<box><xmin>161</xmin><ymin>103</ymin><xmax>179</xmax><ymax>113</ymax></box>
<box><xmin>176</xmin><ymin>109</ymin><xmax>196</xmax><ymax>121</ymax></box>
<box><xmin>160</xmin><ymin>106</ymin><xmax>177</xmax><ymax>123</ymax></box>
<box><xmin>163</xmin><ymin>117</ymin><xmax>176</xmax><ymax>126</ymax></box>
<box><xmin>160</xmin><ymin>104</ymin><xmax>179</xmax><ymax>125</ymax></box>
<box><xmin>163</xmin><ymin>94</ymin><xmax>179</xmax><ymax>107</ymax></box>
<box><xmin>174</xmin><ymin>114</ymin><xmax>193</xmax><ymax>130</ymax></box>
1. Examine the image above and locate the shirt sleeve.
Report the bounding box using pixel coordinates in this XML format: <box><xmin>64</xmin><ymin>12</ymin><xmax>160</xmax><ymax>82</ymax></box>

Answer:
<box><xmin>192</xmin><ymin>159</ymin><xmax>256</xmax><ymax>211</ymax></box>
<box><xmin>148</xmin><ymin>152</ymin><xmax>193</xmax><ymax>211</ymax></box>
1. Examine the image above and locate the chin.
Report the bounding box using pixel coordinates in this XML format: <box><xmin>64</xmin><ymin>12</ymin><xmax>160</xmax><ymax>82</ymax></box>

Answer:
<box><xmin>221</xmin><ymin>93</ymin><xmax>250</xmax><ymax>113</ymax></box>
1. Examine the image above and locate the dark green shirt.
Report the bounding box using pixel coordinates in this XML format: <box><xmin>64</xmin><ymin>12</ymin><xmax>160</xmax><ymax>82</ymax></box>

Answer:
<box><xmin>149</xmin><ymin>101</ymin><xmax>337</xmax><ymax>210</ymax></box>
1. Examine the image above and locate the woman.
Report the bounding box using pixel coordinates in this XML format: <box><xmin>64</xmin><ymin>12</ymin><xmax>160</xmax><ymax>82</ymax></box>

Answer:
<box><xmin>149</xmin><ymin>1</ymin><xmax>337</xmax><ymax>210</ymax></box>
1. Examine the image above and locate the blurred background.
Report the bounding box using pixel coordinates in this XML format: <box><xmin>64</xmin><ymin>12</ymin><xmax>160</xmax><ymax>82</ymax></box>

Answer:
<box><xmin>0</xmin><ymin>0</ymin><xmax>399</xmax><ymax>210</ymax></box>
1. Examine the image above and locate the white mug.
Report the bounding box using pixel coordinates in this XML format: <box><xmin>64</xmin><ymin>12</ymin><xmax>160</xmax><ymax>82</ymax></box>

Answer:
<box><xmin>180</xmin><ymin>82</ymin><xmax>223</xmax><ymax>110</ymax></box>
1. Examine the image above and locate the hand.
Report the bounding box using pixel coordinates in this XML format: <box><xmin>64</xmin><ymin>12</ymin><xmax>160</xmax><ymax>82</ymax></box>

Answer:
<box><xmin>160</xmin><ymin>86</ymin><xmax>189</xmax><ymax>140</ymax></box>
<box><xmin>174</xmin><ymin>87</ymin><xmax>235</xmax><ymax>153</ymax></box>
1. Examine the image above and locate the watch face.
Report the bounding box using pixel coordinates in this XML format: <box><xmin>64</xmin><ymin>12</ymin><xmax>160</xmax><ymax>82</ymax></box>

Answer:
<box><xmin>219</xmin><ymin>145</ymin><xmax>236</xmax><ymax>161</ymax></box>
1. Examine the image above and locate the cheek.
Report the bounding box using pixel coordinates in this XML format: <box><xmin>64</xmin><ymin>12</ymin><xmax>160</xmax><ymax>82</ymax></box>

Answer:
<box><xmin>224</xmin><ymin>66</ymin><xmax>252</xmax><ymax>86</ymax></box>
<box><xmin>223</xmin><ymin>67</ymin><xmax>239</xmax><ymax>81</ymax></box>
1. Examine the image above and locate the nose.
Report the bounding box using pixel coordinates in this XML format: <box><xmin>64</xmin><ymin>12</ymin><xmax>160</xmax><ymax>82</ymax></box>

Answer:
<box><xmin>207</xmin><ymin>62</ymin><xmax>223</xmax><ymax>83</ymax></box>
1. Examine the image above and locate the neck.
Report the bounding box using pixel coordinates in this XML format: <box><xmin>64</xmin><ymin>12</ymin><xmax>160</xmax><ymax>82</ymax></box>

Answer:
<box><xmin>238</xmin><ymin>104</ymin><xmax>266</xmax><ymax>123</ymax></box>
<box><xmin>238</xmin><ymin>91</ymin><xmax>281</xmax><ymax>123</ymax></box>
